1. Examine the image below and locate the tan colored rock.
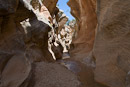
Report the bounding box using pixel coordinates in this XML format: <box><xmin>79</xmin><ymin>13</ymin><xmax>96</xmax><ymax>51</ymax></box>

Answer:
<box><xmin>68</xmin><ymin>0</ymin><xmax>97</xmax><ymax>55</ymax></box>
<box><xmin>93</xmin><ymin>0</ymin><xmax>130</xmax><ymax>87</ymax></box>
<box><xmin>68</xmin><ymin>0</ymin><xmax>130</xmax><ymax>87</ymax></box>
<box><xmin>56</xmin><ymin>10</ymin><xmax>68</xmax><ymax>33</ymax></box>
<box><xmin>58</xmin><ymin>16</ymin><xmax>68</xmax><ymax>33</ymax></box>
<box><xmin>40</xmin><ymin>4</ymin><xmax>52</xmax><ymax>23</ymax></box>
<box><xmin>43</xmin><ymin>0</ymin><xmax>58</xmax><ymax>15</ymax></box>
<box><xmin>2</xmin><ymin>0</ymin><xmax>130</xmax><ymax>87</ymax></box>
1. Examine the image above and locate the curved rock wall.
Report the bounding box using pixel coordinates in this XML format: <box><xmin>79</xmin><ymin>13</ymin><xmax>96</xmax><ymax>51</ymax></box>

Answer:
<box><xmin>68</xmin><ymin>0</ymin><xmax>97</xmax><ymax>54</ymax></box>
<box><xmin>43</xmin><ymin>0</ymin><xmax>58</xmax><ymax>15</ymax></box>
<box><xmin>0</xmin><ymin>0</ymin><xmax>80</xmax><ymax>87</ymax></box>
<box><xmin>1</xmin><ymin>0</ymin><xmax>130</xmax><ymax>87</ymax></box>
<box><xmin>93</xmin><ymin>0</ymin><xmax>130</xmax><ymax>87</ymax></box>
<box><xmin>0</xmin><ymin>0</ymin><xmax>55</xmax><ymax>87</ymax></box>
<box><xmin>68</xmin><ymin>0</ymin><xmax>130</xmax><ymax>87</ymax></box>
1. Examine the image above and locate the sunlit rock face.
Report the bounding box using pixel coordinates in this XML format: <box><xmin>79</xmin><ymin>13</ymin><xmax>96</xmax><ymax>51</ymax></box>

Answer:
<box><xmin>69</xmin><ymin>0</ymin><xmax>130</xmax><ymax>87</ymax></box>
<box><xmin>93</xmin><ymin>0</ymin><xmax>130</xmax><ymax>87</ymax></box>
<box><xmin>48</xmin><ymin>7</ymin><xmax>75</xmax><ymax>60</ymax></box>
<box><xmin>68</xmin><ymin>0</ymin><xmax>97</xmax><ymax>56</ymax></box>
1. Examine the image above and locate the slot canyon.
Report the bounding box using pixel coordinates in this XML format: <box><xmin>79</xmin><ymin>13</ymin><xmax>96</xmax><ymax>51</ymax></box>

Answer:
<box><xmin>0</xmin><ymin>0</ymin><xmax>130</xmax><ymax>87</ymax></box>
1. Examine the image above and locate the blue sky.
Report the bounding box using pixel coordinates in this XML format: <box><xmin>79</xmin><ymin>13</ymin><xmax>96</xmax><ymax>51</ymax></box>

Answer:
<box><xmin>57</xmin><ymin>0</ymin><xmax>74</xmax><ymax>20</ymax></box>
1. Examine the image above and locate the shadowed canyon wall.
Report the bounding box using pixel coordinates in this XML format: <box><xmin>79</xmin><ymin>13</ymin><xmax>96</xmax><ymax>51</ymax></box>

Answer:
<box><xmin>93</xmin><ymin>0</ymin><xmax>130</xmax><ymax>87</ymax></box>
<box><xmin>0</xmin><ymin>0</ymin><xmax>130</xmax><ymax>87</ymax></box>
<box><xmin>0</xmin><ymin>0</ymin><xmax>80</xmax><ymax>87</ymax></box>
<box><xmin>0</xmin><ymin>0</ymin><xmax>55</xmax><ymax>87</ymax></box>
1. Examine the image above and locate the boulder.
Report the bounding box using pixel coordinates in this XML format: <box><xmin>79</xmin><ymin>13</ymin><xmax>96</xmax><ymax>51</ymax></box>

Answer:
<box><xmin>33</xmin><ymin>62</ymin><xmax>80</xmax><ymax>87</ymax></box>
<box><xmin>0</xmin><ymin>53</ymin><xmax>31</xmax><ymax>87</ymax></box>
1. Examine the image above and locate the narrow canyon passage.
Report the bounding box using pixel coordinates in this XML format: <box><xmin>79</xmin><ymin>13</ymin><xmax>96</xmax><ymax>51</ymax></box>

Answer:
<box><xmin>0</xmin><ymin>0</ymin><xmax>130</xmax><ymax>87</ymax></box>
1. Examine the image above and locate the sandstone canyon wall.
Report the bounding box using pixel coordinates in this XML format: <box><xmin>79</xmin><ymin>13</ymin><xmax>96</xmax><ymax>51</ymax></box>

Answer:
<box><xmin>68</xmin><ymin>0</ymin><xmax>97</xmax><ymax>62</ymax></box>
<box><xmin>68</xmin><ymin>0</ymin><xmax>130</xmax><ymax>87</ymax></box>
<box><xmin>0</xmin><ymin>0</ymin><xmax>55</xmax><ymax>86</ymax></box>
<box><xmin>0</xmin><ymin>0</ymin><xmax>130</xmax><ymax>87</ymax></box>
<box><xmin>0</xmin><ymin>0</ymin><xmax>80</xmax><ymax>87</ymax></box>
<box><xmin>93</xmin><ymin>0</ymin><xmax>130</xmax><ymax>87</ymax></box>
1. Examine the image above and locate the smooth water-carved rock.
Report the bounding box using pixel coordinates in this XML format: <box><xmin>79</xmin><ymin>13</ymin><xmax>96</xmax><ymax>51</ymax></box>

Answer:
<box><xmin>68</xmin><ymin>0</ymin><xmax>130</xmax><ymax>87</ymax></box>
<box><xmin>1</xmin><ymin>0</ymin><xmax>130</xmax><ymax>87</ymax></box>
<box><xmin>126</xmin><ymin>71</ymin><xmax>130</xmax><ymax>87</ymax></box>
<box><xmin>68</xmin><ymin>0</ymin><xmax>97</xmax><ymax>53</ymax></box>
<box><xmin>93</xmin><ymin>0</ymin><xmax>130</xmax><ymax>87</ymax></box>
<box><xmin>0</xmin><ymin>53</ymin><xmax>31</xmax><ymax>87</ymax></box>
<box><xmin>0</xmin><ymin>0</ymin><xmax>55</xmax><ymax>87</ymax></box>
<box><xmin>68</xmin><ymin>0</ymin><xmax>97</xmax><ymax>64</ymax></box>
<box><xmin>33</xmin><ymin>62</ymin><xmax>80</xmax><ymax>87</ymax></box>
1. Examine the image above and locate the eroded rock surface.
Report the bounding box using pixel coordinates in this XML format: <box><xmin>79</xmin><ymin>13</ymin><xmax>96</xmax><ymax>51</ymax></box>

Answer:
<box><xmin>68</xmin><ymin>0</ymin><xmax>97</xmax><ymax>54</ymax></box>
<box><xmin>1</xmin><ymin>0</ymin><xmax>130</xmax><ymax>87</ymax></box>
<box><xmin>93</xmin><ymin>0</ymin><xmax>130</xmax><ymax>87</ymax></box>
<box><xmin>33</xmin><ymin>62</ymin><xmax>80</xmax><ymax>87</ymax></box>
<box><xmin>0</xmin><ymin>0</ymin><xmax>54</xmax><ymax>87</ymax></box>
<box><xmin>43</xmin><ymin>0</ymin><xmax>58</xmax><ymax>15</ymax></box>
<box><xmin>0</xmin><ymin>53</ymin><xmax>31</xmax><ymax>87</ymax></box>
<box><xmin>68</xmin><ymin>0</ymin><xmax>130</xmax><ymax>87</ymax></box>
<box><xmin>48</xmin><ymin>7</ymin><xmax>75</xmax><ymax>60</ymax></box>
